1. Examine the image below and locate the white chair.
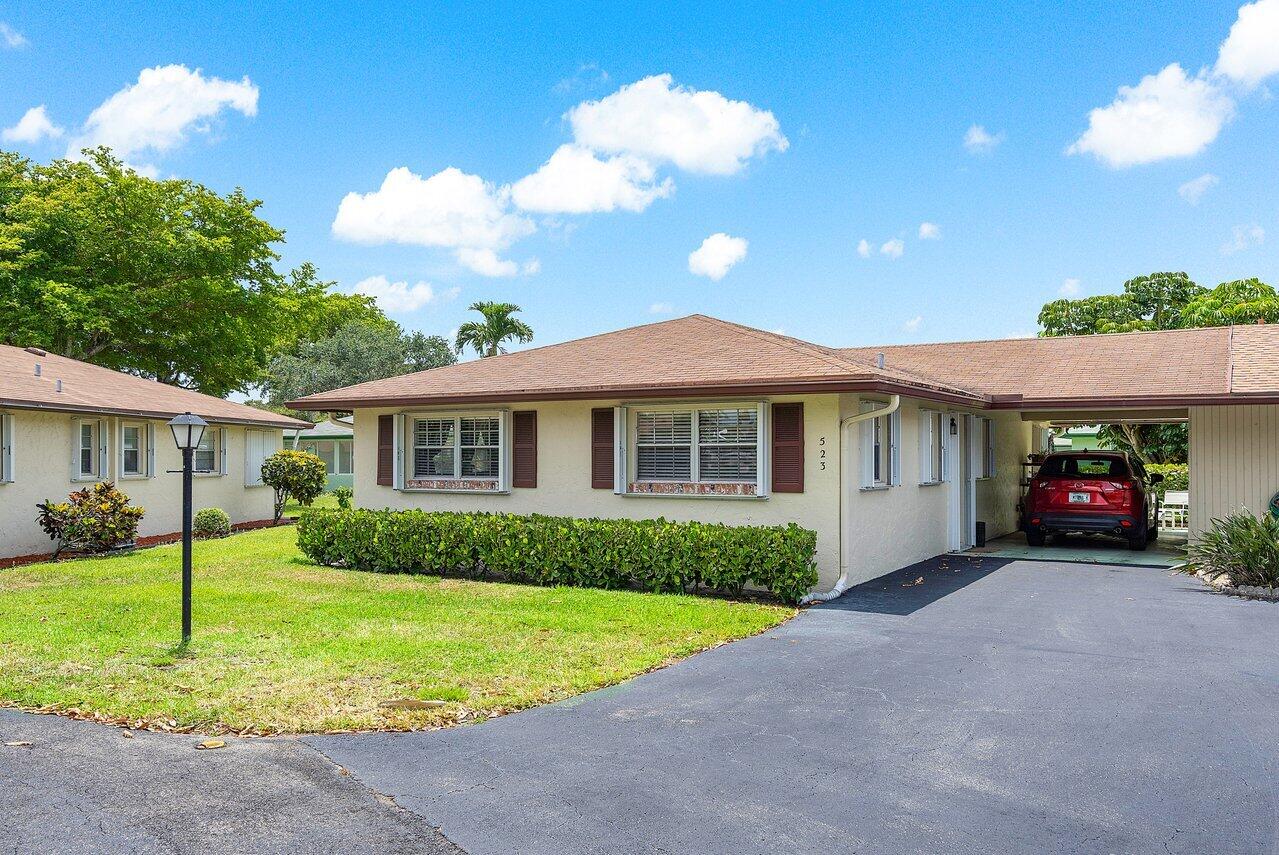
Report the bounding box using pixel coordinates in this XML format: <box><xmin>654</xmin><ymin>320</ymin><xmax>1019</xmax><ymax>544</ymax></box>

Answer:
<box><xmin>1160</xmin><ymin>490</ymin><xmax>1189</xmax><ymax>530</ymax></box>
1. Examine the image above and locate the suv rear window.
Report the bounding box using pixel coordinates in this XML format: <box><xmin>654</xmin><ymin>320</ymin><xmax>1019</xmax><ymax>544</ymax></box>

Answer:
<box><xmin>1038</xmin><ymin>455</ymin><xmax>1130</xmax><ymax>477</ymax></box>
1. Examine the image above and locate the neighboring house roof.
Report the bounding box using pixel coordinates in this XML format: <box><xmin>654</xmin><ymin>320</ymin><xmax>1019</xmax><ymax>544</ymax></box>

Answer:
<box><xmin>288</xmin><ymin>316</ymin><xmax>1279</xmax><ymax>412</ymax></box>
<box><xmin>289</xmin><ymin>417</ymin><xmax>354</xmax><ymax>440</ymax></box>
<box><xmin>0</xmin><ymin>345</ymin><xmax>309</xmax><ymax>429</ymax></box>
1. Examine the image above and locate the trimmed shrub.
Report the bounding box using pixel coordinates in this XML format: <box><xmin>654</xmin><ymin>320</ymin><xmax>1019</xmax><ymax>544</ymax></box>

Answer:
<box><xmin>192</xmin><ymin>507</ymin><xmax>232</xmax><ymax>539</ymax></box>
<box><xmin>1147</xmin><ymin>463</ymin><xmax>1188</xmax><ymax>499</ymax></box>
<box><xmin>1184</xmin><ymin>509</ymin><xmax>1279</xmax><ymax>590</ymax></box>
<box><xmin>36</xmin><ymin>482</ymin><xmax>145</xmax><ymax>558</ymax></box>
<box><xmin>260</xmin><ymin>450</ymin><xmax>327</xmax><ymax>523</ymax></box>
<box><xmin>332</xmin><ymin>486</ymin><xmax>354</xmax><ymax>510</ymax></box>
<box><xmin>297</xmin><ymin>509</ymin><xmax>818</xmax><ymax>604</ymax></box>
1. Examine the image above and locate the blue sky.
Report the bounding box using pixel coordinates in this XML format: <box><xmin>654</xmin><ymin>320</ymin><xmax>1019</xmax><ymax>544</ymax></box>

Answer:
<box><xmin>3</xmin><ymin>1</ymin><xmax>1277</xmax><ymax>352</ymax></box>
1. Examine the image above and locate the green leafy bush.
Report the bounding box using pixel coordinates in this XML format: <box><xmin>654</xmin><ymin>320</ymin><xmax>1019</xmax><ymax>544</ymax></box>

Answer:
<box><xmin>260</xmin><ymin>450</ymin><xmax>326</xmax><ymax>523</ymax></box>
<box><xmin>332</xmin><ymin>486</ymin><xmax>354</xmax><ymax>510</ymax></box>
<box><xmin>297</xmin><ymin>509</ymin><xmax>819</xmax><ymax>603</ymax></box>
<box><xmin>1146</xmin><ymin>463</ymin><xmax>1188</xmax><ymax>499</ymax></box>
<box><xmin>1184</xmin><ymin>509</ymin><xmax>1279</xmax><ymax>590</ymax></box>
<box><xmin>192</xmin><ymin>507</ymin><xmax>232</xmax><ymax>539</ymax></box>
<box><xmin>36</xmin><ymin>482</ymin><xmax>145</xmax><ymax>558</ymax></box>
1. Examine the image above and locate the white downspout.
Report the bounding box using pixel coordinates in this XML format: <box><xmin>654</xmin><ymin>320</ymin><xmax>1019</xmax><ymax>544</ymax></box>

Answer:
<box><xmin>800</xmin><ymin>394</ymin><xmax>901</xmax><ymax>605</ymax></box>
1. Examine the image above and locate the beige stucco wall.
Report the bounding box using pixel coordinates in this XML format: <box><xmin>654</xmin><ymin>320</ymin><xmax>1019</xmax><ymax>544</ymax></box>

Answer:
<box><xmin>1188</xmin><ymin>404</ymin><xmax>1279</xmax><ymax>537</ymax></box>
<box><xmin>976</xmin><ymin>410</ymin><xmax>1034</xmax><ymax>540</ymax></box>
<box><xmin>354</xmin><ymin>395</ymin><xmax>846</xmax><ymax>587</ymax></box>
<box><xmin>0</xmin><ymin>409</ymin><xmax>280</xmax><ymax>560</ymax></box>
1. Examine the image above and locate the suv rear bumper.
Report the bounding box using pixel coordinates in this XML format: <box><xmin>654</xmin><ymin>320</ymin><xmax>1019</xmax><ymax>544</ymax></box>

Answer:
<box><xmin>1025</xmin><ymin>512</ymin><xmax>1140</xmax><ymax>536</ymax></box>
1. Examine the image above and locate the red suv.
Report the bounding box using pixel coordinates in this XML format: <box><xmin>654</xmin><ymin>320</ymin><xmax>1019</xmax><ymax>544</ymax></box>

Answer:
<box><xmin>1023</xmin><ymin>451</ymin><xmax>1163</xmax><ymax>550</ymax></box>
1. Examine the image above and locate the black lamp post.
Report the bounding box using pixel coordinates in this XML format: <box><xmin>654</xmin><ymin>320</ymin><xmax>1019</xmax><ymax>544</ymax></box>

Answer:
<box><xmin>168</xmin><ymin>412</ymin><xmax>207</xmax><ymax>645</ymax></box>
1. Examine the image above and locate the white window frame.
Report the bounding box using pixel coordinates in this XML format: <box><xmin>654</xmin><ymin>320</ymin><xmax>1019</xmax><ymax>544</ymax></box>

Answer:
<box><xmin>859</xmin><ymin>400</ymin><xmax>900</xmax><ymax>489</ymax></box>
<box><xmin>118</xmin><ymin>420</ymin><xmax>149</xmax><ymax>479</ymax></box>
<box><xmin>72</xmin><ymin>417</ymin><xmax>108</xmax><ymax>482</ymax></box>
<box><xmin>918</xmin><ymin>409</ymin><xmax>945</xmax><ymax>485</ymax></box>
<box><xmin>629</xmin><ymin>403</ymin><xmax>764</xmax><ymax>488</ymax></box>
<box><xmin>193</xmin><ymin>426</ymin><xmax>225</xmax><ymax>476</ymax></box>
<box><xmin>0</xmin><ymin>412</ymin><xmax>13</xmax><ymax>484</ymax></box>
<box><xmin>978</xmin><ymin>417</ymin><xmax>996</xmax><ymax>479</ymax></box>
<box><xmin>402</xmin><ymin>410</ymin><xmax>509</xmax><ymax>490</ymax></box>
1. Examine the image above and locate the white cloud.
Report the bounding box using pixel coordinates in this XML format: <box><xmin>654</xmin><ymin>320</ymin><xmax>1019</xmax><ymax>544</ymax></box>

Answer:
<box><xmin>511</xmin><ymin>144</ymin><xmax>674</xmax><ymax>213</ymax></box>
<box><xmin>521</xmin><ymin>258</ymin><xmax>541</xmax><ymax>276</ymax></box>
<box><xmin>856</xmin><ymin>239</ymin><xmax>872</xmax><ymax>258</ymax></box>
<box><xmin>902</xmin><ymin>315</ymin><xmax>923</xmax><ymax>332</ymax></box>
<box><xmin>1060</xmin><ymin>277</ymin><xmax>1081</xmax><ymax>296</ymax></box>
<box><xmin>352</xmin><ymin>276</ymin><xmax>459</xmax><ymax>314</ymax></box>
<box><xmin>333</xmin><ymin>166</ymin><xmax>534</xmax><ymax>253</ymax></box>
<box><xmin>455</xmin><ymin>247</ymin><xmax>519</xmax><ymax>278</ymax></box>
<box><xmin>0</xmin><ymin>22</ymin><xmax>27</xmax><ymax>49</ymax></box>
<box><xmin>1067</xmin><ymin>64</ymin><xmax>1234</xmax><ymax>168</ymax></box>
<box><xmin>963</xmin><ymin>124</ymin><xmax>1004</xmax><ymax>155</ymax></box>
<box><xmin>568</xmin><ymin>74</ymin><xmax>787</xmax><ymax>175</ymax></box>
<box><xmin>918</xmin><ymin>222</ymin><xmax>940</xmax><ymax>240</ymax></box>
<box><xmin>1178</xmin><ymin>173</ymin><xmax>1219</xmax><ymax>204</ymax></box>
<box><xmin>2</xmin><ymin>105</ymin><xmax>63</xmax><ymax>143</ymax></box>
<box><xmin>553</xmin><ymin>62</ymin><xmax>610</xmax><ymax>95</ymax></box>
<box><xmin>1215</xmin><ymin>0</ymin><xmax>1279</xmax><ymax>86</ymax></box>
<box><xmin>649</xmin><ymin>301</ymin><xmax>675</xmax><ymax>314</ymax></box>
<box><xmin>65</xmin><ymin>65</ymin><xmax>258</xmax><ymax>163</ymax></box>
<box><xmin>688</xmin><ymin>233</ymin><xmax>748</xmax><ymax>280</ymax></box>
<box><xmin>880</xmin><ymin>238</ymin><xmax>904</xmax><ymax>259</ymax></box>
<box><xmin>1221</xmin><ymin>223</ymin><xmax>1265</xmax><ymax>254</ymax></box>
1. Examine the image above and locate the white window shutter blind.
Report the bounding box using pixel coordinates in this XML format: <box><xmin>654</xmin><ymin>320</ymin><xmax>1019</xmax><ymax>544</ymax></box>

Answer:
<box><xmin>219</xmin><ymin>428</ymin><xmax>229</xmax><ymax>475</ymax></box>
<box><xmin>394</xmin><ymin>413</ymin><xmax>407</xmax><ymax>490</ymax></box>
<box><xmin>889</xmin><ymin>410</ymin><xmax>901</xmax><ymax>486</ymax></box>
<box><xmin>918</xmin><ymin>410</ymin><xmax>932</xmax><ymax>483</ymax></box>
<box><xmin>986</xmin><ymin>418</ymin><xmax>997</xmax><ymax>478</ymax></box>
<box><xmin>70</xmin><ymin>417</ymin><xmax>80</xmax><ymax>481</ymax></box>
<box><xmin>146</xmin><ymin>423</ymin><xmax>156</xmax><ymax>478</ymax></box>
<box><xmin>499</xmin><ymin>409</ymin><xmax>512</xmax><ymax>492</ymax></box>
<box><xmin>756</xmin><ymin>401</ymin><xmax>770</xmax><ymax>498</ymax></box>
<box><xmin>613</xmin><ymin>405</ymin><xmax>627</xmax><ymax>494</ymax></box>
<box><xmin>858</xmin><ymin>401</ymin><xmax>874</xmax><ymax>487</ymax></box>
<box><xmin>98</xmin><ymin>419</ymin><xmax>109</xmax><ymax>480</ymax></box>
<box><xmin>1</xmin><ymin>413</ymin><xmax>13</xmax><ymax>483</ymax></box>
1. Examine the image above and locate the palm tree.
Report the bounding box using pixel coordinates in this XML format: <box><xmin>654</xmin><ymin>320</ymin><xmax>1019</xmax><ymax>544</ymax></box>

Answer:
<box><xmin>454</xmin><ymin>301</ymin><xmax>534</xmax><ymax>358</ymax></box>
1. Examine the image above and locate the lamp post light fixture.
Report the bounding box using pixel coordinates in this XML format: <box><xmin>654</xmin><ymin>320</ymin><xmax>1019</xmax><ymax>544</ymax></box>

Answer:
<box><xmin>167</xmin><ymin>412</ymin><xmax>207</xmax><ymax>645</ymax></box>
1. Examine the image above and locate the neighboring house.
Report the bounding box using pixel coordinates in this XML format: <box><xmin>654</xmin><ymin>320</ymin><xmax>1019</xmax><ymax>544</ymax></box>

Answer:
<box><xmin>1053</xmin><ymin>424</ymin><xmax>1101</xmax><ymax>451</ymax></box>
<box><xmin>0</xmin><ymin>345</ymin><xmax>309</xmax><ymax>563</ymax></box>
<box><xmin>290</xmin><ymin>315</ymin><xmax>1279</xmax><ymax>596</ymax></box>
<box><xmin>286</xmin><ymin>417</ymin><xmax>354</xmax><ymax>491</ymax></box>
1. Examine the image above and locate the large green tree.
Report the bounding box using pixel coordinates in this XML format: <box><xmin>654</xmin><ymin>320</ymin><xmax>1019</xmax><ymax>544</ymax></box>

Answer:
<box><xmin>261</xmin><ymin>320</ymin><xmax>456</xmax><ymax>407</ymax></box>
<box><xmin>0</xmin><ymin>148</ymin><xmax>382</xmax><ymax>396</ymax></box>
<box><xmin>454</xmin><ymin>301</ymin><xmax>534</xmax><ymax>357</ymax></box>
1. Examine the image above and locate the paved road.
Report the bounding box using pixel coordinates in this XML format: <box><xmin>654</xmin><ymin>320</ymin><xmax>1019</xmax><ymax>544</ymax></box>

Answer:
<box><xmin>0</xmin><ymin>709</ymin><xmax>461</xmax><ymax>855</ymax></box>
<box><xmin>309</xmin><ymin>557</ymin><xmax>1279</xmax><ymax>855</ymax></box>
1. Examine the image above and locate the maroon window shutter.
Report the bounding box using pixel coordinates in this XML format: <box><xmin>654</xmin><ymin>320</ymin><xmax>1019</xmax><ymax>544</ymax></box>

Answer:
<box><xmin>591</xmin><ymin>407</ymin><xmax>614</xmax><ymax>489</ymax></box>
<box><xmin>771</xmin><ymin>403</ymin><xmax>804</xmax><ymax>493</ymax></box>
<box><xmin>376</xmin><ymin>414</ymin><xmax>394</xmax><ymax>486</ymax></box>
<box><xmin>512</xmin><ymin>411</ymin><xmax>537</xmax><ymax>488</ymax></box>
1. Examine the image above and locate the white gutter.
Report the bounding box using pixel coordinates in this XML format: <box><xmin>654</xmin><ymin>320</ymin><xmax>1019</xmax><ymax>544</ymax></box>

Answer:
<box><xmin>800</xmin><ymin>394</ymin><xmax>901</xmax><ymax>605</ymax></box>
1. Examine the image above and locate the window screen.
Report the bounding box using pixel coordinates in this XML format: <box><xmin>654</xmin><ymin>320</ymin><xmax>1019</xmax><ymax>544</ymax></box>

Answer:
<box><xmin>338</xmin><ymin>440</ymin><xmax>353</xmax><ymax>475</ymax></box>
<box><xmin>414</xmin><ymin>418</ymin><xmax>455</xmax><ymax>477</ymax></box>
<box><xmin>636</xmin><ymin>411</ymin><xmax>693</xmax><ymax>481</ymax></box>
<box><xmin>194</xmin><ymin>429</ymin><xmax>217</xmax><ymax>473</ymax></box>
<box><xmin>697</xmin><ymin>408</ymin><xmax>758</xmax><ymax>482</ymax></box>
<box><xmin>460</xmin><ymin>417</ymin><xmax>500</xmax><ymax>478</ymax></box>
<box><xmin>122</xmin><ymin>425</ymin><xmax>141</xmax><ymax>475</ymax></box>
<box><xmin>79</xmin><ymin>422</ymin><xmax>96</xmax><ymax>476</ymax></box>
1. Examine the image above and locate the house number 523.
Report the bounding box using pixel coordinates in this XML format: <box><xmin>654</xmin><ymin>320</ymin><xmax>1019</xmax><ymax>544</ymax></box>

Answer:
<box><xmin>818</xmin><ymin>436</ymin><xmax>826</xmax><ymax>470</ymax></box>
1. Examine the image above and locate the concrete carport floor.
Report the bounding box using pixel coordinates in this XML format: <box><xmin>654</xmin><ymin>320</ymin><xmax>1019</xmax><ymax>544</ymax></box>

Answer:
<box><xmin>969</xmin><ymin>530</ymin><xmax>1187</xmax><ymax>568</ymax></box>
<box><xmin>306</xmin><ymin>555</ymin><xmax>1279</xmax><ymax>855</ymax></box>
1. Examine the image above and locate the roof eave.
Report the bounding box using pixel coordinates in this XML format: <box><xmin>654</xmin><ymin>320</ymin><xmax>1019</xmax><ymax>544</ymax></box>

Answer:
<box><xmin>0</xmin><ymin>398</ymin><xmax>309</xmax><ymax>430</ymax></box>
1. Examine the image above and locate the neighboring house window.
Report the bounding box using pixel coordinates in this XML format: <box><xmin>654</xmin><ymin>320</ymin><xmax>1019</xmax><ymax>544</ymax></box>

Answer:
<box><xmin>121</xmin><ymin>423</ymin><xmax>145</xmax><ymax>477</ymax></box>
<box><xmin>299</xmin><ymin>439</ymin><xmax>354</xmax><ymax>475</ymax></box>
<box><xmin>918</xmin><ymin>409</ymin><xmax>944</xmax><ymax>484</ymax></box>
<box><xmin>338</xmin><ymin>440</ymin><xmax>353</xmax><ymax>475</ymax></box>
<box><xmin>860</xmin><ymin>401</ymin><xmax>900</xmax><ymax>488</ymax></box>
<box><xmin>411</xmin><ymin>416</ymin><xmax>501</xmax><ymax>480</ymax></box>
<box><xmin>979</xmin><ymin>417</ymin><xmax>996</xmax><ymax>479</ymax></box>
<box><xmin>73</xmin><ymin>418</ymin><xmax>107</xmax><ymax>481</ymax></box>
<box><xmin>194</xmin><ymin>428</ymin><xmax>220</xmax><ymax>474</ymax></box>
<box><xmin>79</xmin><ymin>421</ymin><xmax>97</xmax><ymax>477</ymax></box>
<box><xmin>634</xmin><ymin>407</ymin><xmax>759</xmax><ymax>483</ymax></box>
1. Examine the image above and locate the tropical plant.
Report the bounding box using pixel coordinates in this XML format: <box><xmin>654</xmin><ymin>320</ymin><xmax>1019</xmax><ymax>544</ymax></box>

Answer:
<box><xmin>1184</xmin><ymin>510</ymin><xmax>1279</xmax><ymax>590</ymax></box>
<box><xmin>1144</xmin><ymin>463</ymin><xmax>1188</xmax><ymax>499</ymax></box>
<box><xmin>454</xmin><ymin>301</ymin><xmax>534</xmax><ymax>358</ymax></box>
<box><xmin>260</xmin><ymin>450</ymin><xmax>327</xmax><ymax>523</ymax></box>
<box><xmin>0</xmin><ymin>148</ymin><xmax>384</xmax><ymax>396</ymax></box>
<box><xmin>192</xmin><ymin>507</ymin><xmax>232</xmax><ymax>539</ymax></box>
<box><xmin>35</xmin><ymin>482</ymin><xmax>145</xmax><ymax>558</ymax></box>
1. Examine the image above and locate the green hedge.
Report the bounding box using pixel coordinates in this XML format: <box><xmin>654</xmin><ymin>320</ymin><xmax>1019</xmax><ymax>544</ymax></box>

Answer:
<box><xmin>296</xmin><ymin>509</ymin><xmax>818</xmax><ymax>604</ymax></box>
<box><xmin>1147</xmin><ymin>463</ymin><xmax>1188</xmax><ymax>499</ymax></box>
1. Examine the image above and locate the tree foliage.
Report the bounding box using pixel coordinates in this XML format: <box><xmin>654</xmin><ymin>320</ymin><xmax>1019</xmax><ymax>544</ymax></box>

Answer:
<box><xmin>261</xmin><ymin>320</ymin><xmax>456</xmax><ymax>407</ymax></box>
<box><xmin>260</xmin><ymin>450</ymin><xmax>327</xmax><ymax>523</ymax></box>
<box><xmin>454</xmin><ymin>301</ymin><xmax>534</xmax><ymax>357</ymax></box>
<box><xmin>0</xmin><ymin>148</ymin><xmax>383</xmax><ymax>396</ymax></box>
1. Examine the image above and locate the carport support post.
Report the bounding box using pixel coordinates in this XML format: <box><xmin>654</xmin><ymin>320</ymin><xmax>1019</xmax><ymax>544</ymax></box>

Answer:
<box><xmin>181</xmin><ymin>445</ymin><xmax>193</xmax><ymax>646</ymax></box>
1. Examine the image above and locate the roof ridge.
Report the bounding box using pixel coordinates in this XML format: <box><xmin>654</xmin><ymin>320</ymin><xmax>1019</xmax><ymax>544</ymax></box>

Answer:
<box><xmin>840</xmin><ymin>324</ymin><xmax>1229</xmax><ymax>352</ymax></box>
<box><xmin>694</xmin><ymin>315</ymin><xmax>881</xmax><ymax>376</ymax></box>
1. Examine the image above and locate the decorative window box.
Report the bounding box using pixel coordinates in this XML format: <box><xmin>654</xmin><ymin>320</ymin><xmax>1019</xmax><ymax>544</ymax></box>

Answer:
<box><xmin>406</xmin><ymin>479</ymin><xmax>502</xmax><ymax>492</ymax></box>
<box><xmin>627</xmin><ymin>481</ymin><xmax>757</xmax><ymax>497</ymax></box>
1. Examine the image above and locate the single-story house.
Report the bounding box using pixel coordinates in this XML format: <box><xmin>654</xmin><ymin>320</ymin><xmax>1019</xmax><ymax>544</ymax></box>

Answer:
<box><xmin>0</xmin><ymin>345</ymin><xmax>309</xmax><ymax>564</ymax></box>
<box><xmin>285</xmin><ymin>417</ymin><xmax>355</xmax><ymax>491</ymax></box>
<box><xmin>290</xmin><ymin>315</ymin><xmax>1279</xmax><ymax>596</ymax></box>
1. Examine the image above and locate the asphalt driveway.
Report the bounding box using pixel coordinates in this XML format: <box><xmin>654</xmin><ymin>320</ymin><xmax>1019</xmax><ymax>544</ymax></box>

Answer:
<box><xmin>309</xmin><ymin>556</ymin><xmax>1279</xmax><ymax>855</ymax></box>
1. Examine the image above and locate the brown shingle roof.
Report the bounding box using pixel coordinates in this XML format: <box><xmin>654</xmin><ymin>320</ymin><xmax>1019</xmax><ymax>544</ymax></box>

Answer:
<box><xmin>0</xmin><ymin>345</ymin><xmax>308</xmax><ymax>428</ymax></box>
<box><xmin>289</xmin><ymin>315</ymin><xmax>986</xmax><ymax>409</ymax></box>
<box><xmin>288</xmin><ymin>316</ymin><xmax>1279</xmax><ymax>411</ymax></box>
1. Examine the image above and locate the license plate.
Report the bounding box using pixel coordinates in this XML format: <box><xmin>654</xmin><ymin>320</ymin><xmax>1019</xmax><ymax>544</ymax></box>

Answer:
<box><xmin>1068</xmin><ymin>492</ymin><xmax>1091</xmax><ymax>504</ymax></box>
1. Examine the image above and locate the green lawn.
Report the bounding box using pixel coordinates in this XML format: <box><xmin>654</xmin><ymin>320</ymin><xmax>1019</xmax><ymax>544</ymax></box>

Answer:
<box><xmin>0</xmin><ymin>526</ymin><xmax>790</xmax><ymax>734</ymax></box>
<box><xmin>284</xmin><ymin>492</ymin><xmax>339</xmax><ymax>516</ymax></box>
